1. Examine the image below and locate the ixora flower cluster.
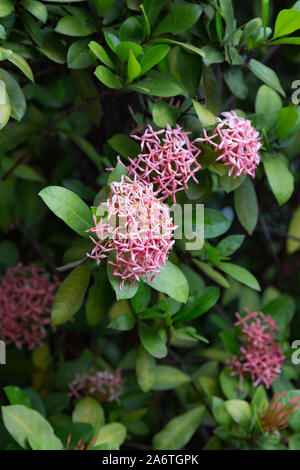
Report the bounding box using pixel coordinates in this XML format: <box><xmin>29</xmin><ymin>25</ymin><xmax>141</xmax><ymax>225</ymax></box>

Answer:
<box><xmin>68</xmin><ymin>367</ymin><xmax>125</xmax><ymax>404</ymax></box>
<box><xmin>0</xmin><ymin>263</ymin><xmax>60</xmax><ymax>350</ymax></box>
<box><xmin>197</xmin><ymin>111</ymin><xmax>261</xmax><ymax>178</ymax></box>
<box><xmin>259</xmin><ymin>391</ymin><xmax>300</xmax><ymax>435</ymax></box>
<box><xmin>123</xmin><ymin>124</ymin><xmax>202</xmax><ymax>204</ymax></box>
<box><xmin>87</xmin><ymin>116</ymin><xmax>260</xmax><ymax>288</ymax></box>
<box><xmin>227</xmin><ymin>308</ymin><xmax>285</xmax><ymax>389</ymax></box>
<box><xmin>87</xmin><ymin>175</ymin><xmax>175</xmax><ymax>288</ymax></box>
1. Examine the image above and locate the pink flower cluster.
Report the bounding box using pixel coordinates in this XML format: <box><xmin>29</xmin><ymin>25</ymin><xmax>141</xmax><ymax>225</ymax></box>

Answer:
<box><xmin>121</xmin><ymin>124</ymin><xmax>202</xmax><ymax>203</ymax></box>
<box><xmin>68</xmin><ymin>367</ymin><xmax>125</xmax><ymax>404</ymax></box>
<box><xmin>197</xmin><ymin>111</ymin><xmax>261</xmax><ymax>178</ymax></box>
<box><xmin>259</xmin><ymin>391</ymin><xmax>300</xmax><ymax>434</ymax></box>
<box><xmin>0</xmin><ymin>263</ymin><xmax>60</xmax><ymax>350</ymax></box>
<box><xmin>227</xmin><ymin>308</ymin><xmax>285</xmax><ymax>389</ymax></box>
<box><xmin>87</xmin><ymin>175</ymin><xmax>175</xmax><ymax>288</ymax></box>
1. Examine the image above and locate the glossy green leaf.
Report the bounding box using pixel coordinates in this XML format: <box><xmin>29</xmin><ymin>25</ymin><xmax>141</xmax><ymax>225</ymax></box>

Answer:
<box><xmin>51</xmin><ymin>262</ymin><xmax>91</xmax><ymax>326</ymax></box>
<box><xmin>140</xmin><ymin>44</ymin><xmax>170</xmax><ymax>75</ymax></box>
<box><xmin>248</xmin><ymin>59</ymin><xmax>285</xmax><ymax>96</ymax></box>
<box><xmin>145</xmin><ymin>260</ymin><xmax>189</xmax><ymax>303</ymax></box>
<box><xmin>154</xmin><ymin>4</ymin><xmax>202</xmax><ymax>35</ymax></box>
<box><xmin>274</xmin><ymin>8</ymin><xmax>300</xmax><ymax>38</ymax></box>
<box><xmin>22</xmin><ymin>0</ymin><xmax>47</xmax><ymax>23</ymax></box>
<box><xmin>89</xmin><ymin>41</ymin><xmax>115</xmax><ymax>69</ymax></box>
<box><xmin>107</xmin><ymin>312</ymin><xmax>136</xmax><ymax>331</ymax></box>
<box><xmin>67</xmin><ymin>39</ymin><xmax>91</xmax><ymax>69</ymax></box>
<box><xmin>234</xmin><ymin>177</ymin><xmax>258</xmax><ymax>235</ymax></box>
<box><xmin>136</xmin><ymin>345</ymin><xmax>156</xmax><ymax>392</ymax></box>
<box><xmin>138</xmin><ymin>323</ymin><xmax>167</xmax><ymax>359</ymax></box>
<box><xmin>219</xmin><ymin>262</ymin><xmax>261</xmax><ymax>291</ymax></box>
<box><xmin>94</xmin><ymin>423</ymin><xmax>127</xmax><ymax>447</ymax></box>
<box><xmin>94</xmin><ymin>65</ymin><xmax>122</xmax><ymax>89</ymax></box>
<box><xmin>72</xmin><ymin>397</ymin><xmax>105</xmax><ymax>436</ymax></box>
<box><xmin>262</xmin><ymin>152</ymin><xmax>294</xmax><ymax>205</ymax></box>
<box><xmin>153</xmin><ymin>366</ymin><xmax>191</xmax><ymax>391</ymax></box>
<box><xmin>55</xmin><ymin>16</ymin><xmax>96</xmax><ymax>37</ymax></box>
<box><xmin>39</xmin><ymin>186</ymin><xmax>93</xmax><ymax>237</ymax></box>
<box><xmin>153</xmin><ymin>405</ymin><xmax>205</xmax><ymax>450</ymax></box>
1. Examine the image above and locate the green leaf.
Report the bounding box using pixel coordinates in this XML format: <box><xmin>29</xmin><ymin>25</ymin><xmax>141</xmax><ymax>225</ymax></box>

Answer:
<box><xmin>51</xmin><ymin>262</ymin><xmax>91</xmax><ymax>326</ymax></box>
<box><xmin>86</xmin><ymin>269</ymin><xmax>110</xmax><ymax>325</ymax></box>
<box><xmin>115</xmin><ymin>42</ymin><xmax>143</xmax><ymax>62</ymax></box>
<box><xmin>129</xmin><ymin>75</ymin><xmax>183</xmax><ymax>97</ymax></box>
<box><xmin>136</xmin><ymin>345</ymin><xmax>156</xmax><ymax>392</ymax></box>
<box><xmin>287</xmin><ymin>207</ymin><xmax>300</xmax><ymax>254</ymax></box>
<box><xmin>4</xmin><ymin>387</ymin><xmax>32</xmax><ymax>408</ymax></box>
<box><xmin>220</xmin><ymin>366</ymin><xmax>250</xmax><ymax>400</ymax></box>
<box><xmin>262</xmin><ymin>295</ymin><xmax>295</xmax><ymax>340</ymax></box>
<box><xmin>67</xmin><ymin>39</ymin><xmax>91</xmax><ymax>69</ymax></box>
<box><xmin>94</xmin><ymin>65</ymin><xmax>122</xmax><ymax>89</ymax></box>
<box><xmin>277</xmin><ymin>106</ymin><xmax>298</xmax><ymax>138</ymax></box>
<box><xmin>216</xmin><ymin>234</ymin><xmax>245</xmax><ymax>257</ymax></box>
<box><xmin>220</xmin><ymin>172</ymin><xmax>246</xmax><ymax>193</ymax></box>
<box><xmin>192</xmin><ymin>259</ymin><xmax>230</xmax><ymax>288</ymax></box>
<box><xmin>193</xmin><ymin>100</ymin><xmax>216</xmax><ymax>127</ymax></box>
<box><xmin>0</xmin><ymin>79</ymin><xmax>11</xmax><ymax>129</ymax></box>
<box><xmin>225</xmin><ymin>400</ymin><xmax>252</xmax><ymax>429</ymax></box>
<box><xmin>270</xmin><ymin>37</ymin><xmax>300</xmax><ymax>45</ymax></box>
<box><xmin>72</xmin><ymin>397</ymin><xmax>105</xmax><ymax>436</ymax></box>
<box><xmin>6</xmin><ymin>51</ymin><xmax>34</xmax><ymax>82</ymax></box>
<box><xmin>145</xmin><ymin>260</ymin><xmax>189</xmax><ymax>303</ymax></box>
<box><xmin>107</xmin><ymin>312</ymin><xmax>136</xmax><ymax>331</ymax></box>
<box><xmin>107</xmin><ymin>163</ymin><xmax>128</xmax><ymax>184</ymax></box>
<box><xmin>0</xmin><ymin>0</ymin><xmax>14</xmax><ymax>17</ymax></box>
<box><xmin>274</xmin><ymin>8</ymin><xmax>300</xmax><ymax>38</ymax></box>
<box><xmin>177</xmin><ymin>48</ymin><xmax>202</xmax><ymax>98</ymax></box>
<box><xmin>234</xmin><ymin>177</ymin><xmax>258</xmax><ymax>235</ymax></box>
<box><xmin>130</xmin><ymin>282</ymin><xmax>151</xmax><ymax>313</ymax></box>
<box><xmin>2</xmin><ymin>405</ymin><xmax>62</xmax><ymax>450</ymax></box>
<box><xmin>95</xmin><ymin>0</ymin><xmax>116</xmax><ymax>15</ymax></box>
<box><xmin>138</xmin><ymin>323</ymin><xmax>167</xmax><ymax>359</ymax></box>
<box><xmin>173</xmin><ymin>287</ymin><xmax>220</xmax><ymax>324</ymax></box>
<box><xmin>119</xmin><ymin>16</ymin><xmax>143</xmax><ymax>42</ymax></box>
<box><xmin>152</xmin><ymin>405</ymin><xmax>205</xmax><ymax>450</ymax></box>
<box><xmin>0</xmin><ymin>69</ymin><xmax>26</xmax><ymax>122</ymax></box>
<box><xmin>248</xmin><ymin>59</ymin><xmax>285</xmax><ymax>96</ymax></box>
<box><xmin>152</xmin><ymin>101</ymin><xmax>179</xmax><ymax>128</ymax></box>
<box><xmin>261</xmin><ymin>0</ymin><xmax>269</xmax><ymax>37</ymax></box>
<box><xmin>224</xmin><ymin>67</ymin><xmax>248</xmax><ymax>99</ymax></box>
<box><xmin>204</xmin><ymin>208</ymin><xmax>232</xmax><ymax>238</ymax></box>
<box><xmin>201</xmin><ymin>46</ymin><xmax>224</xmax><ymax>66</ymax></box>
<box><xmin>219</xmin><ymin>0</ymin><xmax>235</xmax><ymax>36</ymax></box>
<box><xmin>154</xmin><ymin>4</ymin><xmax>202</xmax><ymax>35</ymax></box>
<box><xmin>89</xmin><ymin>41</ymin><xmax>115</xmax><ymax>69</ymax></box>
<box><xmin>262</xmin><ymin>152</ymin><xmax>294</xmax><ymax>205</ymax></box>
<box><xmin>22</xmin><ymin>0</ymin><xmax>47</xmax><ymax>23</ymax></box>
<box><xmin>153</xmin><ymin>366</ymin><xmax>191</xmax><ymax>391</ymax></box>
<box><xmin>107</xmin><ymin>255</ymin><xmax>139</xmax><ymax>301</ymax></box>
<box><xmin>219</xmin><ymin>262</ymin><xmax>261</xmax><ymax>291</ymax></box>
<box><xmin>108</xmin><ymin>133</ymin><xmax>140</xmax><ymax>159</ymax></box>
<box><xmin>140</xmin><ymin>44</ymin><xmax>170</xmax><ymax>75</ymax></box>
<box><xmin>255</xmin><ymin>85</ymin><xmax>282</xmax><ymax>131</ymax></box>
<box><xmin>39</xmin><ymin>186</ymin><xmax>93</xmax><ymax>237</ymax></box>
<box><xmin>219</xmin><ymin>331</ymin><xmax>240</xmax><ymax>354</ymax></box>
<box><xmin>2</xmin><ymin>157</ymin><xmax>43</xmax><ymax>182</ymax></box>
<box><xmin>28</xmin><ymin>432</ymin><xmax>62</xmax><ymax>450</ymax></box>
<box><xmin>55</xmin><ymin>16</ymin><xmax>96</xmax><ymax>37</ymax></box>
<box><xmin>94</xmin><ymin>423</ymin><xmax>127</xmax><ymax>447</ymax></box>
<box><xmin>212</xmin><ymin>397</ymin><xmax>232</xmax><ymax>426</ymax></box>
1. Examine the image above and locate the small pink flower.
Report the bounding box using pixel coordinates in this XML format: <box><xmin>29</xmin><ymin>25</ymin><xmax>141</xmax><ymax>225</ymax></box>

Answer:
<box><xmin>197</xmin><ymin>111</ymin><xmax>261</xmax><ymax>178</ymax></box>
<box><xmin>0</xmin><ymin>263</ymin><xmax>60</xmax><ymax>350</ymax></box>
<box><xmin>87</xmin><ymin>175</ymin><xmax>175</xmax><ymax>289</ymax></box>
<box><xmin>259</xmin><ymin>391</ymin><xmax>300</xmax><ymax>434</ymax></box>
<box><xmin>68</xmin><ymin>367</ymin><xmax>125</xmax><ymax>404</ymax></box>
<box><xmin>227</xmin><ymin>308</ymin><xmax>285</xmax><ymax>389</ymax></box>
<box><xmin>119</xmin><ymin>124</ymin><xmax>202</xmax><ymax>203</ymax></box>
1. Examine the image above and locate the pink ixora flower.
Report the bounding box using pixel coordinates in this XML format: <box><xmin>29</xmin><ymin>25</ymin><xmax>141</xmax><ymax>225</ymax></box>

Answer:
<box><xmin>119</xmin><ymin>124</ymin><xmax>202</xmax><ymax>203</ymax></box>
<box><xmin>258</xmin><ymin>391</ymin><xmax>300</xmax><ymax>435</ymax></box>
<box><xmin>87</xmin><ymin>175</ymin><xmax>175</xmax><ymax>289</ymax></box>
<box><xmin>197</xmin><ymin>111</ymin><xmax>261</xmax><ymax>178</ymax></box>
<box><xmin>68</xmin><ymin>367</ymin><xmax>125</xmax><ymax>404</ymax></box>
<box><xmin>227</xmin><ymin>308</ymin><xmax>285</xmax><ymax>389</ymax></box>
<box><xmin>0</xmin><ymin>263</ymin><xmax>60</xmax><ymax>350</ymax></box>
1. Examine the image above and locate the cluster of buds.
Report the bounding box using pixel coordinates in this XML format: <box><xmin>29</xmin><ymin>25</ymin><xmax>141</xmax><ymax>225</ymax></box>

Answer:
<box><xmin>259</xmin><ymin>391</ymin><xmax>300</xmax><ymax>435</ymax></box>
<box><xmin>0</xmin><ymin>263</ymin><xmax>60</xmax><ymax>350</ymax></box>
<box><xmin>87</xmin><ymin>175</ymin><xmax>175</xmax><ymax>288</ymax></box>
<box><xmin>123</xmin><ymin>124</ymin><xmax>202</xmax><ymax>204</ymax></box>
<box><xmin>227</xmin><ymin>308</ymin><xmax>285</xmax><ymax>389</ymax></box>
<box><xmin>197</xmin><ymin>111</ymin><xmax>261</xmax><ymax>178</ymax></box>
<box><xmin>68</xmin><ymin>367</ymin><xmax>125</xmax><ymax>404</ymax></box>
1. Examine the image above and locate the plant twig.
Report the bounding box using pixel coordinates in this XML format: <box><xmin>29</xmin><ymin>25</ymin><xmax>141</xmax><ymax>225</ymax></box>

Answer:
<box><xmin>2</xmin><ymin>89</ymin><xmax>117</xmax><ymax>181</ymax></box>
